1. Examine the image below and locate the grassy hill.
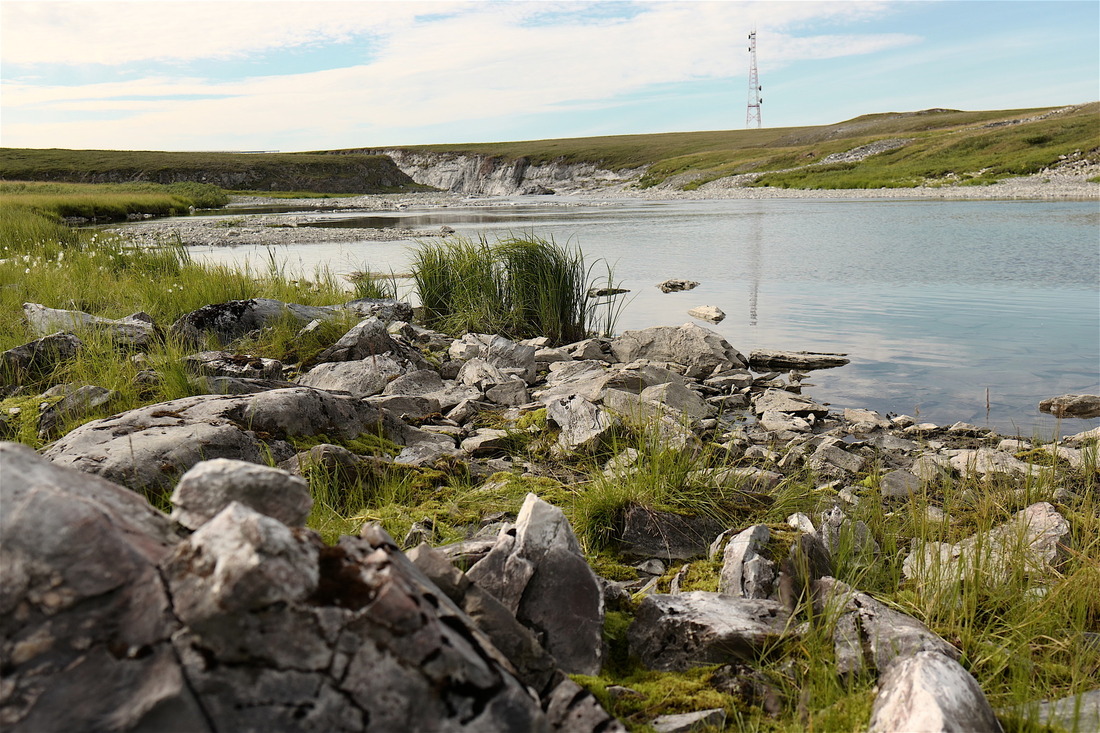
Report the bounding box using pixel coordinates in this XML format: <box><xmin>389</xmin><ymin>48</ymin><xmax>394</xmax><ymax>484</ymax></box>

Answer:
<box><xmin>341</xmin><ymin>102</ymin><xmax>1100</xmax><ymax>189</ymax></box>
<box><xmin>0</xmin><ymin>149</ymin><xmax>427</xmax><ymax>194</ymax></box>
<box><xmin>2</xmin><ymin>103</ymin><xmax>1097</xmax><ymax>192</ymax></box>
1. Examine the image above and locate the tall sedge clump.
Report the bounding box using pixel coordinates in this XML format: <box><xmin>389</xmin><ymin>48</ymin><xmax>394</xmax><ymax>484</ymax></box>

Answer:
<box><xmin>410</xmin><ymin>234</ymin><xmax>620</xmax><ymax>344</ymax></box>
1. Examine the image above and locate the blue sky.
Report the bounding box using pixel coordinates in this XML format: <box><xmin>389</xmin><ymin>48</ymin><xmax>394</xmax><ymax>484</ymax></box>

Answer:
<box><xmin>1</xmin><ymin>1</ymin><xmax>1096</xmax><ymax>151</ymax></box>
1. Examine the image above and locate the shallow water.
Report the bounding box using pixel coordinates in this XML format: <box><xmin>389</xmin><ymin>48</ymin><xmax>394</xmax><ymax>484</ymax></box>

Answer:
<box><xmin>186</xmin><ymin>197</ymin><xmax>1100</xmax><ymax>437</ymax></box>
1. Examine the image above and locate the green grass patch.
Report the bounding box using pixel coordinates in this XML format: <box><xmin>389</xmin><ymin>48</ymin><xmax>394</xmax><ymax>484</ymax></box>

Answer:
<box><xmin>411</xmin><ymin>234</ymin><xmax>623</xmax><ymax>345</ymax></box>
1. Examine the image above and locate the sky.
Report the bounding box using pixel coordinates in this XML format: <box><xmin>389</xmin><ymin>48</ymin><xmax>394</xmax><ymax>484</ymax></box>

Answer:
<box><xmin>1</xmin><ymin>0</ymin><xmax>1097</xmax><ymax>152</ymax></box>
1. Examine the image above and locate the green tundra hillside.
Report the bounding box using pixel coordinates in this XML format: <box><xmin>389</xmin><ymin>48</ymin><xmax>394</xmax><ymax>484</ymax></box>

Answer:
<box><xmin>0</xmin><ymin>148</ymin><xmax>426</xmax><ymax>194</ymax></box>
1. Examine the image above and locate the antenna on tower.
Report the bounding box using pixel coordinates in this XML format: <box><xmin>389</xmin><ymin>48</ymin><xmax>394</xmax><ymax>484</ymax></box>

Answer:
<box><xmin>746</xmin><ymin>29</ymin><xmax>762</xmax><ymax>128</ymax></box>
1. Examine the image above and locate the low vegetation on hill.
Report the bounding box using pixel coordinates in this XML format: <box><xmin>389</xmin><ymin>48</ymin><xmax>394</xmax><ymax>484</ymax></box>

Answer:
<box><xmin>346</xmin><ymin>102</ymin><xmax>1100</xmax><ymax>189</ymax></box>
<box><xmin>0</xmin><ymin>148</ymin><xmax>429</xmax><ymax>194</ymax></box>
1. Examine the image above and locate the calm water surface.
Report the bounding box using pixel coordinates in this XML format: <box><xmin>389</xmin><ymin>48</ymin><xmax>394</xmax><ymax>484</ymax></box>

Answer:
<box><xmin>188</xmin><ymin>197</ymin><xmax>1100</xmax><ymax>437</ymax></box>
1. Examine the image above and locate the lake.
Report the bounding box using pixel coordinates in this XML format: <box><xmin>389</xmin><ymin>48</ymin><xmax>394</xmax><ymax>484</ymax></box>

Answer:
<box><xmin>185</xmin><ymin>197</ymin><xmax>1100</xmax><ymax>438</ymax></box>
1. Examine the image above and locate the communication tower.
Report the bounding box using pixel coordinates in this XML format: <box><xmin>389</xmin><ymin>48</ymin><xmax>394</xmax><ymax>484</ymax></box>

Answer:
<box><xmin>746</xmin><ymin>30</ymin><xmax>762</xmax><ymax>128</ymax></box>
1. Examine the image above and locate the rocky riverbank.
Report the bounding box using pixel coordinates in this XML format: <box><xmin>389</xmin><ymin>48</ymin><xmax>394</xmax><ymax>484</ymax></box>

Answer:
<box><xmin>105</xmin><ymin>162</ymin><xmax>1100</xmax><ymax>249</ymax></box>
<box><xmin>2</xmin><ymin>297</ymin><xmax>1098</xmax><ymax>731</ymax></box>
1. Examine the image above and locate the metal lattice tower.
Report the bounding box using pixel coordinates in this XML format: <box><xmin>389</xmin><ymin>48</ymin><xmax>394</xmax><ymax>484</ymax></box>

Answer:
<box><xmin>746</xmin><ymin>30</ymin><xmax>762</xmax><ymax>128</ymax></box>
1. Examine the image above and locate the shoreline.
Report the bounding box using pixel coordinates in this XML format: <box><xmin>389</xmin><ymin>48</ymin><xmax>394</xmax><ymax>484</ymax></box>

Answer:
<box><xmin>110</xmin><ymin>169</ymin><xmax>1100</xmax><ymax>248</ymax></box>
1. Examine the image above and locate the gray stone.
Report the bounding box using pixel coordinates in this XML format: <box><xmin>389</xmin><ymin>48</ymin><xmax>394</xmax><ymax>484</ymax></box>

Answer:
<box><xmin>44</xmin><ymin>387</ymin><xmax>389</xmax><ymax>495</ymax></box>
<box><xmin>166</xmin><ymin>502</ymin><xmax>319</xmax><ymax>625</ymax></box>
<box><xmin>657</xmin><ymin>279</ymin><xmax>699</xmax><ymax>293</ymax></box>
<box><xmin>652</xmin><ymin>708</ymin><xmax>727</xmax><ymax>733</ymax></box>
<box><xmin>170</xmin><ymin>458</ymin><xmax>312</xmax><ymax>530</ymax></box>
<box><xmin>564</xmin><ymin>338</ymin><xmax>607</xmax><ymax>361</ymax></box>
<box><xmin>753</xmin><ymin>388</ymin><xmax>830</xmax><ymax>418</ymax></box>
<box><xmin>628</xmin><ymin>592</ymin><xmax>792</xmax><ymax>670</ymax></box>
<box><xmin>171</xmin><ymin>298</ymin><xmax>344</xmax><ymax>345</ymax></box>
<box><xmin>687</xmin><ymin>305</ymin><xmax>726</xmax><ymax>323</ymax></box>
<box><xmin>618</xmin><ymin>506</ymin><xmax>727</xmax><ymax>561</ymax></box>
<box><xmin>880</xmin><ymin>469</ymin><xmax>922</xmax><ymax>499</ymax></box>
<box><xmin>450</xmin><ymin>334</ymin><xmax>537</xmax><ymax>383</ymax></box>
<box><xmin>640</xmin><ymin>381</ymin><xmax>715</xmax><ymax>419</ymax></box>
<box><xmin>758</xmin><ymin>410</ymin><xmax>813</xmax><ymax>434</ymax></box>
<box><xmin>343</xmin><ymin>297</ymin><xmax>412</xmax><ymax>322</ymax></box>
<box><xmin>1064</xmin><ymin>426</ymin><xmax>1100</xmax><ymax>445</ymax></box>
<box><xmin>183</xmin><ymin>350</ymin><xmax>284</xmax><ymax>379</ymax></box>
<box><xmin>313</xmin><ymin>316</ymin><xmax>409</xmax><ymax>364</ymax></box>
<box><xmin>0</xmin><ymin>442</ymin><xmax>209</xmax><ymax>733</ymax></box>
<box><xmin>910</xmin><ymin>453</ymin><xmax>954</xmax><ymax>482</ymax></box>
<box><xmin>949</xmin><ymin>448</ymin><xmax>1036</xmax><ymax>478</ymax></box>
<box><xmin>813</xmin><ymin>577</ymin><xmax>959</xmax><ymax>675</ymax></box>
<box><xmin>1039</xmin><ymin>393</ymin><xmax>1100</xmax><ymax>419</ymax></box>
<box><xmin>537</xmin><ymin>361</ymin><xmax>645</xmax><ymax>403</ymax></box>
<box><xmin>808</xmin><ymin>443</ymin><xmax>864</xmax><ymax>477</ymax></box>
<box><xmin>0</xmin><ymin>331</ymin><xmax>82</xmax><ymax>377</ymax></box>
<box><xmin>35</xmin><ymin>384</ymin><xmax>117</xmax><ymax>438</ymax></box>
<box><xmin>365</xmin><ymin>394</ymin><xmax>441</xmax><ymax>419</ymax></box>
<box><xmin>485</xmin><ymin>378</ymin><xmax>529</xmax><ymax>406</ymax></box>
<box><xmin>1009</xmin><ymin>688</ymin><xmax>1100</xmax><ymax>732</ymax></box>
<box><xmin>23</xmin><ymin>302</ymin><xmax>155</xmax><ymax>348</ymax></box>
<box><xmin>749</xmin><ymin>350</ymin><xmax>850</xmax><ymax>371</ymax></box>
<box><xmin>296</xmin><ymin>354</ymin><xmax>406</xmax><ymax>396</ymax></box>
<box><xmin>903</xmin><ymin>502</ymin><xmax>1069</xmax><ymax>587</ymax></box>
<box><xmin>543</xmin><ymin>677</ymin><xmax>628</xmax><ymax>732</ymax></box>
<box><xmin>843</xmin><ymin>407</ymin><xmax>890</xmax><ymax>431</ymax></box>
<box><xmin>2</xmin><ymin>444</ymin><xmax>561</xmax><ymax>732</ymax></box>
<box><xmin>546</xmin><ymin>394</ymin><xmax>618</xmax><ymax>452</ymax></box>
<box><xmin>467</xmin><ymin>494</ymin><xmax>604</xmax><ymax>675</ymax></box>
<box><xmin>461</xmin><ymin>429</ymin><xmax>511</xmax><ymax>456</ymax></box>
<box><xmin>457</xmin><ymin>357</ymin><xmax>509</xmax><ymax>389</ymax></box>
<box><xmin>719</xmin><ymin>524</ymin><xmax>776</xmax><ymax>599</ymax></box>
<box><xmin>609</xmin><ymin>323</ymin><xmax>746</xmax><ymax>379</ymax></box>
<box><xmin>190</xmin><ymin>375</ymin><xmax>297</xmax><ymax>395</ymax></box>
<box><xmin>867</xmin><ymin>652</ymin><xmax>1003</xmax><ymax>733</ymax></box>
<box><xmin>818</xmin><ymin>506</ymin><xmax>879</xmax><ymax>560</ymax></box>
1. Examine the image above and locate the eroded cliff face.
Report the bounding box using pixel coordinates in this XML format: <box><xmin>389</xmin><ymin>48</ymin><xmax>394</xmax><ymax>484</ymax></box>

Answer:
<box><xmin>367</xmin><ymin>150</ymin><xmax>644</xmax><ymax>195</ymax></box>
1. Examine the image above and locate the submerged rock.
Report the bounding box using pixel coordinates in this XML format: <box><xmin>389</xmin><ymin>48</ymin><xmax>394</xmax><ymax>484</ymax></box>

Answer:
<box><xmin>1039</xmin><ymin>393</ymin><xmax>1100</xmax><ymax>419</ymax></box>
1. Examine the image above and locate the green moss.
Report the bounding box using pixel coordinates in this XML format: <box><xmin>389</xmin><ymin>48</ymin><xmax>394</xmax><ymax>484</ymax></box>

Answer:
<box><xmin>288</xmin><ymin>431</ymin><xmax>403</xmax><ymax>458</ymax></box>
<box><xmin>516</xmin><ymin>407</ymin><xmax>548</xmax><ymax>431</ymax></box>
<box><xmin>0</xmin><ymin>394</ymin><xmax>62</xmax><ymax>447</ymax></box>
<box><xmin>573</xmin><ymin>666</ymin><xmax>734</xmax><ymax>731</ymax></box>
<box><xmin>589</xmin><ymin>554</ymin><xmax>641</xmax><ymax>582</ymax></box>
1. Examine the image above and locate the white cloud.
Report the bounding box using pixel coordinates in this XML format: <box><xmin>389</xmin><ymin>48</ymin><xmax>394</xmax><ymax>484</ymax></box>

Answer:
<box><xmin>1</xmin><ymin>1</ymin><xmax>920</xmax><ymax>149</ymax></box>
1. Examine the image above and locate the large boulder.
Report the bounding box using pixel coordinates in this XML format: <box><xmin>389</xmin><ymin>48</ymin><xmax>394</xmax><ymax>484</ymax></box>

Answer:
<box><xmin>43</xmin><ymin>387</ymin><xmax>391</xmax><ymax>494</ymax></box>
<box><xmin>609</xmin><ymin>324</ymin><xmax>746</xmax><ymax>379</ymax></box>
<box><xmin>467</xmin><ymin>494</ymin><xmax>604</xmax><ymax>675</ymax></box>
<box><xmin>903</xmin><ymin>502</ymin><xmax>1069</xmax><ymax>588</ymax></box>
<box><xmin>23</xmin><ymin>303</ymin><xmax>155</xmax><ymax>349</ymax></box>
<box><xmin>312</xmin><ymin>316</ymin><xmax>412</xmax><ymax>364</ymax></box>
<box><xmin>171</xmin><ymin>298</ymin><xmax>344</xmax><ymax>345</ymax></box>
<box><xmin>1</xmin><ymin>443</ymin><xmax>561</xmax><ymax>732</ymax></box>
<box><xmin>0</xmin><ymin>442</ymin><xmax>210</xmax><ymax>732</ymax></box>
<box><xmin>1039</xmin><ymin>393</ymin><xmax>1100</xmax><ymax>419</ymax></box>
<box><xmin>627</xmin><ymin>592</ymin><xmax>792</xmax><ymax>671</ymax></box>
<box><xmin>0</xmin><ymin>331</ymin><xmax>82</xmax><ymax>379</ymax></box>
<box><xmin>169</xmin><ymin>458</ymin><xmax>313</xmax><ymax>530</ymax></box>
<box><xmin>296</xmin><ymin>354</ymin><xmax>407</xmax><ymax>396</ymax></box>
<box><xmin>867</xmin><ymin>652</ymin><xmax>1003</xmax><ymax>733</ymax></box>
<box><xmin>813</xmin><ymin>577</ymin><xmax>959</xmax><ymax>676</ymax></box>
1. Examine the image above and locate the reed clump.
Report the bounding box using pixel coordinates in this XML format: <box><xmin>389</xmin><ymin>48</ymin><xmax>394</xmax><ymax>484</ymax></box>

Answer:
<box><xmin>410</xmin><ymin>234</ymin><xmax>619</xmax><ymax>344</ymax></box>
